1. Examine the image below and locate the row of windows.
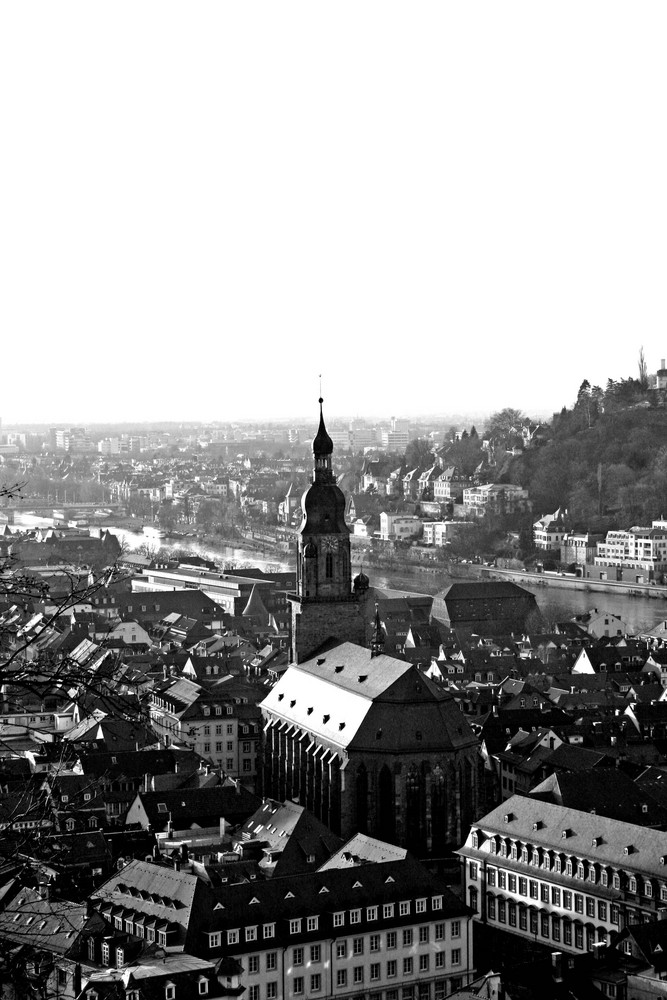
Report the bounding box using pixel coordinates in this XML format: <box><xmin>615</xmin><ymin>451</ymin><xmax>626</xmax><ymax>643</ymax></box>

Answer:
<box><xmin>483</xmin><ymin>865</ymin><xmax>661</xmax><ymax>911</ymax></box>
<box><xmin>486</xmin><ymin>895</ymin><xmax>607</xmax><ymax>950</ymax></box>
<box><xmin>210</xmin><ymin>900</ymin><xmax>447</xmax><ymax>946</ymax></box>
<box><xmin>246</xmin><ymin>953</ymin><xmax>462</xmax><ymax>1000</ymax></box>
<box><xmin>248</xmin><ymin>981</ymin><xmax>462</xmax><ymax>1000</ymax></box>
<box><xmin>473</xmin><ymin>834</ymin><xmax>665</xmax><ymax>897</ymax></box>
<box><xmin>244</xmin><ymin>925</ymin><xmax>457</xmax><ymax>975</ymax></box>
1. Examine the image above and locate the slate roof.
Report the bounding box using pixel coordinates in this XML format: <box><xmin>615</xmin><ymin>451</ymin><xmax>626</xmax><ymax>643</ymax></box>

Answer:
<box><xmin>261</xmin><ymin>640</ymin><xmax>478</xmax><ymax>754</ymax></box>
<box><xmin>0</xmin><ymin>883</ymin><xmax>104</xmax><ymax>954</ymax></box>
<box><xmin>92</xmin><ymin>859</ymin><xmax>200</xmax><ymax>945</ymax></box>
<box><xmin>205</xmin><ymin>857</ymin><xmax>469</xmax><ymax>941</ymax></box>
<box><xmin>79</xmin><ymin>748</ymin><xmax>201</xmax><ymax>780</ymax></box>
<box><xmin>319</xmin><ymin>833</ymin><xmax>408</xmax><ymax>868</ymax></box>
<box><xmin>529</xmin><ymin>770</ymin><xmax>667</xmax><ymax>828</ymax></box>
<box><xmin>129</xmin><ymin>785</ymin><xmax>261</xmax><ymax>830</ymax></box>
<box><xmin>467</xmin><ymin>793</ymin><xmax>667</xmax><ymax>879</ymax></box>
<box><xmin>235</xmin><ymin>799</ymin><xmax>342</xmax><ymax>875</ymax></box>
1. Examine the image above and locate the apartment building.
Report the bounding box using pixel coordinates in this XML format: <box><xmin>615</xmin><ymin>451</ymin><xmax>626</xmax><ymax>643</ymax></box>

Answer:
<box><xmin>459</xmin><ymin>794</ymin><xmax>667</xmax><ymax>959</ymax></box>
<box><xmin>149</xmin><ymin>675</ymin><xmax>261</xmax><ymax>786</ymax></box>
<box><xmin>593</xmin><ymin>520</ymin><xmax>667</xmax><ymax>577</ymax></box>
<box><xmin>379</xmin><ymin>513</ymin><xmax>423</xmax><ymax>542</ymax></box>
<box><xmin>204</xmin><ymin>856</ymin><xmax>473</xmax><ymax>1000</ymax></box>
<box><xmin>422</xmin><ymin>522</ymin><xmax>467</xmax><ymax>547</ymax></box>
<box><xmin>462</xmin><ymin>484</ymin><xmax>531</xmax><ymax>517</ymax></box>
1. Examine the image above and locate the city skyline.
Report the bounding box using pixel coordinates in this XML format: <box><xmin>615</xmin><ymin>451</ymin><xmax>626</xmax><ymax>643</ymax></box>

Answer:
<box><xmin>2</xmin><ymin>3</ymin><xmax>666</xmax><ymax>425</ymax></box>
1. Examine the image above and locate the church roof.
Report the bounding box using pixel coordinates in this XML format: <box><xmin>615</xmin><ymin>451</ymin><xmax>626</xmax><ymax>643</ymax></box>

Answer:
<box><xmin>260</xmin><ymin>640</ymin><xmax>478</xmax><ymax>754</ymax></box>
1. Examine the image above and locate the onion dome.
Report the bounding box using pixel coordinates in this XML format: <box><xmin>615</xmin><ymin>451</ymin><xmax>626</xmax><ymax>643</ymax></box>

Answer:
<box><xmin>353</xmin><ymin>569</ymin><xmax>370</xmax><ymax>593</ymax></box>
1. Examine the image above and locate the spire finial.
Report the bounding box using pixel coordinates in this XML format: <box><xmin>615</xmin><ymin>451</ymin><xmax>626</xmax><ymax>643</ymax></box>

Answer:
<box><xmin>319</xmin><ymin>374</ymin><xmax>323</xmax><ymax>407</ymax></box>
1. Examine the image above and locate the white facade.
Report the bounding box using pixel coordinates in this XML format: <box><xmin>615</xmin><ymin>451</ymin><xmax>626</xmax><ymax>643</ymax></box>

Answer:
<box><xmin>422</xmin><ymin>522</ymin><xmax>467</xmax><ymax>547</ymax></box>
<box><xmin>460</xmin><ymin>794</ymin><xmax>667</xmax><ymax>958</ymax></box>
<box><xmin>380</xmin><ymin>513</ymin><xmax>423</xmax><ymax>542</ymax></box>
<box><xmin>595</xmin><ymin>521</ymin><xmax>667</xmax><ymax>572</ymax></box>
<box><xmin>462</xmin><ymin>484</ymin><xmax>530</xmax><ymax>516</ymax></box>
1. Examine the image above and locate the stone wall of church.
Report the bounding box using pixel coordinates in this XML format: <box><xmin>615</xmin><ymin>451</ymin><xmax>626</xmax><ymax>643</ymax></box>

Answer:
<box><xmin>261</xmin><ymin>715</ymin><xmax>482</xmax><ymax>855</ymax></box>
<box><xmin>290</xmin><ymin>596</ymin><xmax>369</xmax><ymax>664</ymax></box>
<box><xmin>340</xmin><ymin>746</ymin><xmax>483</xmax><ymax>855</ymax></box>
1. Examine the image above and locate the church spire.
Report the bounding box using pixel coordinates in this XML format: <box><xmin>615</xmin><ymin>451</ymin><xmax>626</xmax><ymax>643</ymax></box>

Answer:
<box><xmin>370</xmin><ymin>602</ymin><xmax>385</xmax><ymax>658</ymax></box>
<box><xmin>312</xmin><ymin>396</ymin><xmax>334</xmax><ymax>484</ymax></box>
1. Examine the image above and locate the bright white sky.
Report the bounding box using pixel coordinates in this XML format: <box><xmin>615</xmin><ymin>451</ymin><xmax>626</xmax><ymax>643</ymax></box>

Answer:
<box><xmin>2</xmin><ymin>2</ymin><xmax>666</xmax><ymax>426</ymax></box>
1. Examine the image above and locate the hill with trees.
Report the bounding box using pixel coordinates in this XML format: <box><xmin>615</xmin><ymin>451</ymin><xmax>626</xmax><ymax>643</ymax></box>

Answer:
<box><xmin>506</xmin><ymin>364</ymin><xmax>667</xmax><ymax>532</ymax></box>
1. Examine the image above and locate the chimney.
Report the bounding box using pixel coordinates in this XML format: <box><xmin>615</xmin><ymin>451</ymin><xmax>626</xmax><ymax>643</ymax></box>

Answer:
<box><xmin>662</xmin><ymin>358</ymin><xmax>665</xmax><ymax>369</ymax></box>
<box><xmin>37</xmin><ymin>881</ymin><xmax>50</xmax><ymax>901</ymax></box>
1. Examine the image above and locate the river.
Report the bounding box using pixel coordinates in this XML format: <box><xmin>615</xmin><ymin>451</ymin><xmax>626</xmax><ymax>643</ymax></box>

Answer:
<box><xmin>110</xmin><ymin>526</ymin><xmax>667</xmax><ymax>636</ymax></box>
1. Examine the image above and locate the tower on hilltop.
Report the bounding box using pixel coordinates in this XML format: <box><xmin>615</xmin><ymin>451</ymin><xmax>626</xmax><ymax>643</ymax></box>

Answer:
<box><xmin>289</xmin><ymin>397</ymin><xmax>370</xmax><ymax>664</ymax></box>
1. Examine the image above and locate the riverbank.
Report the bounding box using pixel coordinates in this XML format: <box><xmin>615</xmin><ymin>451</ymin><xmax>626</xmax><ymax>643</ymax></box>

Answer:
<box><xmin>483</xmin><ymin>566</ymin><xmax>667</xmax><ymax>601</ymax></box>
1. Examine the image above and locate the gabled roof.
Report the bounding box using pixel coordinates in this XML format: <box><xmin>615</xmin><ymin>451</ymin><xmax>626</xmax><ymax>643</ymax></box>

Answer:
<box><xmin>0</xmin><ymin>883</ymin><xmax>103</xmax><ymax>954</ymax></box>
<box><xmin>261</xmin><ymin>640</ymin><xmax>478</xmax><ymax>753</ymax></box>
<box><xmin>130</xmin><ymin>785</ymin><xmax>260</xmax><ymax>829</ymax></box>
<box><xmin>529</xmin><ymin>769</ymin><xmax>667</xmax><ymax>828</ymax></box>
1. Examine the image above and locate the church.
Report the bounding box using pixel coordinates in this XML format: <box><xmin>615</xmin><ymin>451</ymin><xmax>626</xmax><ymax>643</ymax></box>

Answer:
<box><xmin>260</xmin><ymin>399</ymin><xmax>481</xmax><ymax>854</ymax></box>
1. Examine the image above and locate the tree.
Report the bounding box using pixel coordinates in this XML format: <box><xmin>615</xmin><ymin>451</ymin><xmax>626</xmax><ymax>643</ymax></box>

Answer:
<box><xmin>639</xmin><ymin>345</ymin><xmax>649</xmax><ymax>390</ymax></box>
<box><xmin>485</xmin><ymin>408</ymin><xmax>525</xmax><ymax>448</ymax></box>
<box><xmin>404</xmin><ymin>439</ymin><xmax>433</xmax><ymax>470</ymax></box>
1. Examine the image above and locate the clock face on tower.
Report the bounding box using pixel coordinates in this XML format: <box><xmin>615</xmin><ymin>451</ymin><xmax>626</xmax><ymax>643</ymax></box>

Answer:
<box><xmin>322</xmin><ymin>536</ymin><xmax>340</xmax><ymax>553</ymax></box>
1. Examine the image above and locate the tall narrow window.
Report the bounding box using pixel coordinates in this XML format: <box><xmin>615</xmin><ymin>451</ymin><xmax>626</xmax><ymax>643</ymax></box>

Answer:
<box><xmin>325</xmin><ymin>552</ymin><xmax>333</xmax><ymax>579</ymax></box>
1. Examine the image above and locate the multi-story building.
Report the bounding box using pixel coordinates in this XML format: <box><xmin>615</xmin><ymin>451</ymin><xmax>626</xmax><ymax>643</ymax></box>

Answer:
<box><xmin>422</xmin><ymin>522</ymin><xmax>469</xmax><ymax>547</ymax></box>
<box><xmin>533</xmin><ymin>508</ymin><xmax>568</xmax><ymax>551</ymax></box>
<box><xmin>459</xmin><ymin>793</ymin><xmax>667</xmax><ymax>958</ymax></box>
<box><xmin>433</xmin><ymin>468</ymin><xmax>470</xmax><ymax>503</ymax></box>
<box><xmin>560</xmin><ymin>531</ymin><xmax>602</xmax><ymax>567</ymax></box>
<box><xmin>592</xmin><ymin>520</ymin><xmax>667</xmax><ymax>580</ymax></box>
<box><xmin>204</xmin><ymin>855</ymin><xmax>474</xmax><ymax>1000</ymax></box>
<box><xmin>462</xmin><ymin>484</ymin><xmax>531</xmax><ymax>517</ymax></box>
<box><xmin>379</xmin><ymin>513</ymin><xmax>423</xmax><ymax>542</ymax></box>
<box><xmin>149</xmin><ymin>675</ymin><xmax>262</xmax><ymax>786</ymax></box>
<box><xmin>92</xmin><ymin>854</ymin><xmax>474</xmax><ymax>999</ymax></box>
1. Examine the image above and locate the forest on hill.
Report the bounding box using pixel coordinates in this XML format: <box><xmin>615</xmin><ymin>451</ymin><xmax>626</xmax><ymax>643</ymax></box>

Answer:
<box><xmin>507</xmin><ymin>370</ymin><xmax>667</xmax><ymax>532</ymax></box>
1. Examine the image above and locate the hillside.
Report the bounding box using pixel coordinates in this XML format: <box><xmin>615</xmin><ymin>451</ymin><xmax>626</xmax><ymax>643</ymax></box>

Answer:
<box><xmin>508</xmin><ymin>379</ymin><xmax>667</xmax><ymax>530</ymax></box>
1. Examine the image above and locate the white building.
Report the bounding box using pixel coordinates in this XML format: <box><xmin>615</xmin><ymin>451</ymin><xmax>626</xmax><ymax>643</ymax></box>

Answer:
<box><xmin>594</xmin><ymin>520</ymin><xmax>667</xmax><ymax>574</ymax></box>
<box><xmin>380</xmin><ymin>513</ymin><xmax>423</xmax><ymax>542</ymax></box>
<box><xmin>460</xmin><ymin>794</ymin><xmax>667</xmax><ymax>957</ymax></box>
<box><xmin>422</xmin><ymin>521</ymin><xmax>469</xmax><ymax>547</ymax></box>
<box><xmin>462</xmin><ymin>484</ymin><xmax>531</xmax><ymax>517</ymax></box>
<box><xmin>533</xmin><ymin>508</ymin><xmax>568</xmax><ymax>551</ymax></box>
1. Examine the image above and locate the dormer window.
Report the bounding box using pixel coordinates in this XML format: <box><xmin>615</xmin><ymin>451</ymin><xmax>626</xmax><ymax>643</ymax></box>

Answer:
<box><xmin>165</xmin><ymin>984</ymin><xmax>175</xmax><ymax>1000</ymax></box>
<box><xmin>198</xmin><ymin>980</ymin><xmax>208</xmax><ymax>995</ymax></box>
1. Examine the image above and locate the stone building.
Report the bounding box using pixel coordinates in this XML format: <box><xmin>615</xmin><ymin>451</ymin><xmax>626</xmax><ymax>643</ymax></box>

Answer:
<box><xmin>288</xmin><ymin>397</ymin><xmax>370</xmax><ymax>665</ymax></box>
<box><xmin>431</xmin><ymin>581</ymin><xmax>545</xmax><ymax>640</ymax></box>
<box><xmin>261</xmin><ymin>399</ymin><xmax>481</xmax><ymax>854</ymax></box>
<box><xmin>261</xmin><ymin>640</ymin><xmax>481</xmax><ymax>854</ymax></box>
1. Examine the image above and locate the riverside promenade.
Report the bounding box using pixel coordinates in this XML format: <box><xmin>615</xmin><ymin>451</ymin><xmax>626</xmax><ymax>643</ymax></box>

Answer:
<box><xmin>482</xmin><ymin>566</ymin><xmax>667</xmax><ymax>601</ymax></box>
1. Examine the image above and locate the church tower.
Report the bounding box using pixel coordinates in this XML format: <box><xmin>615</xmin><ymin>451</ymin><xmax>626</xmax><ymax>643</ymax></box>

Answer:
<box><xmin>289</xmin><ymin>397</ymin><xmax>369</xmax><ymax>663</ymax></box>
